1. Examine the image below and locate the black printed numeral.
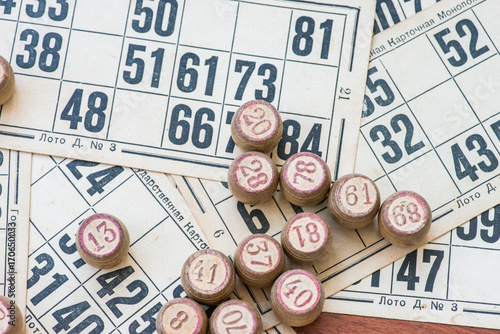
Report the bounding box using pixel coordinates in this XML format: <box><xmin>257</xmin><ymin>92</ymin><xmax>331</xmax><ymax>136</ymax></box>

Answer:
<box><xmin>132</xmin><ymin>0</ymin><xmax>178</xmax><ymax>37</ymax></box>
<box><xmin>374</xmin><ymin>0</ymin><xmax>440</xmax><ymax>34</ymax></box>
<box><xmin>52</xmin><ymin>301</ymin><xmax>104</xmax><ymax>333</ymax></box>
<box><xmin>237</xmin><ymin>202</ymin><xmax>270</xmax><ymax>234</ymax></box>
<box><xmin>397</xmin><ymin>249</ymin><xmax>444</xmax><ymax>292</ymax></box>
<box><xmin>168</xmin><ymin>104</ymin><xmax>215</xmax><ymax>149</ymax></box>
<box><xmin>59</xmin><ymin>234</ymin><xmax>86</xmax><ymax>269</ymax></box>
<box><xmin>351</xmin><ymin>270</ymin><xmax>381</xmax><ymax>288</ymax></box>
<box><xmin>451</xmin><ymin>134</ymin><xmax>498</xmax><ymax>182</ymax></box>
<box><xmin>26</xmin><ymin>0</ymin><xmax>69</xmax><ymax>21</ymax></box>
<box><xmin>177</xmin><ymin>53</ymin><xmax>218</xmax><ymax>96</ymax></box>
<box><xmin>457</xmin><ymin>205</ymin><xmax>500</xmax><ymax>243</ymax></box>
<box><xmin>234</xmin><ymin>60</ymin><xmax>277</xmax><ymax>103</ymax></box>
<box><xmin>403</xmin><ymin>0</ymin><xmax>427</xmax><ymax>13</ymax></box>
<box><xmin>363</xmin><ymin>66</ymin><xmax>395</xmax><ymax>118</ymax></box>
<box><xmin>373</xmin><ymin>0</ymin><xmax>401</xmax><ymax>34</ymax></box>
<box><xmin>16</xmin><ymin>29</ymin><xmax>62</xmax><ymax>73</ymax></box>
<box><xmin>0</xmin><ymin>0</ymin><xmax>17</xmax><ymax>14</ymax></box>
<box><xmin>107</xmin><ymin>280</ymin><xmax>148</xmax><ymax>318</ymax></box>
<box><xmin>277</xmin><ymin>120</ymin><xmax>323</xmax><ymax>160</ymax></box>
<box><xmin>123</xmin><ymin>44</ymin><xmax>164</xmax><ymax>88</ymax></box>
<box><xmin>96</xmin><ymin>266</ymin><xmax>149</xmax><ymax>318</ymax></box>
<box><xmin>292</xmin><ymin>16</ymin><xmax>333</xmax><ymax>59</ymax></box>
<box><xmin>66</xmin><ymin>160</ymin><xmax>124</xmax><ymax>195</ymax></box>
<box><xmin>434</xmin><ymin>18</ymin><xmax>490</xmax><ymax>67</ymax></box>
<box><xmin>224</xmin><ymin>112</ymin><xmax>236</xmax><ymax>153</ymax></box>
<box><xmin>27</xmin><ymin>253</ymin><xmax>69</xmax><ymax>306</ymax></box>
<box><xmin>369</xmin><ymin>114</ymin><xmax>425</xmax><ymax>164</ymax></box>
<box><xmin>129</xmin><ymin>302</ymin><xmax>163</xmax><ymax>334</ymax></box>
<box><xmin>60</xmin><ymin>89</ymin><xmax>108</xmax><ymax>133</ymax></box>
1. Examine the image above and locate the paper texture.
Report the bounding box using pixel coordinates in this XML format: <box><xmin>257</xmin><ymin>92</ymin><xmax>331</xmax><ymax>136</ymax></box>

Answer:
<box><xmin>324</xmin><ymin>205</ymin><xmax>500</xmax><ymax>330</ymax></box>
<box><xmin>266</xmin><ymin>323</ymin><xmax>296</xmax><ymax>334</ymax></box>
<box><xmin>373</xmin><ymin>0</ymin><xmax>440</xmax><ymax>33</ymax></box>
<box><xmin>323</xmin><ymin>0</ymin><xmax>500</xmax><ymax>329</ymax></box>
<box><xmin>175</xmin><ymin>9</ymin><xmax>500</xmax><ymax>314</ymax></box>
<box><xmin>25</xmin><ymin>155</ymin><xmax>211</xmax><ymax>333</ymax></box>
<box><xmin>173</xmin><ymin>174</ymin><xmax>391</xmax><ymax>329</ymax></box>
<box><xmin>0</xmin><ymin>150</ymin><xmax>30</xmax><ymax>321</ymax></box>
<box><xmin>0</xmin><ymin>0</ymin><xmax>375</xmax><ymax>181</ymax></box>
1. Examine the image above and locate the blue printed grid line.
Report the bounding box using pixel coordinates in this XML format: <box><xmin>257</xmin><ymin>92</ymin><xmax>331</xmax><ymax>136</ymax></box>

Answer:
<box><xmin>0</xmin><ymin>0</ymin><xmax>356</xmax><ymax>170</ymax></box>
<box><xmin>1</xmin><ymin>152</ymin><xmax>15</xmax><ymax>295</ymax></box>
<box><xmin>335</xmin><ymin>2</ymin><xmax>500</xmax><ymax>318</ymax></box>
<box><xmin>361</xmin><ymin>10</ymin><xmax>500</xmax><ymax>197</ymax></box>
<box><xmin>26</xmin><ymin>156</ymin><xmax>205</xmax><ymax>332</ymax></box>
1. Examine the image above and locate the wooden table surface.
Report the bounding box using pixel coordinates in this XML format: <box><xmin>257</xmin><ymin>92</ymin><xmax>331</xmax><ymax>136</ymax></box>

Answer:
<box><xmin>293</xmin><ymin>312</ymin><xmax>499</xmax><ymax>333</ymax></box>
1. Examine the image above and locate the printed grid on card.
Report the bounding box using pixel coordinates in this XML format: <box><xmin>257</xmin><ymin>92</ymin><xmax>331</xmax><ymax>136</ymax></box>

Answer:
<box><xmin>359</xmin><ymin>0</ymin><xmax>500</xmax><ymax>242</ymax></box>
<box><xmin>265</xmin><ymin>323</ymin><xmax>297</xmax><ymax>334</ymax></box>
<box><xmin>325</xmin><ymin>205</ymin><xmax>500</xmax><ymax>330</ymax></box>
<box><xmin>0</xmin><ymin>0</ymin><xmax>374</xmax><ymax>181</ymax></box>
<box><xmin>172</xmin><ymin>2</ymin><xmax>500</xmax><ymax>328</ymax></box>
<box><xmin>322</xmin><ymin>0</ymin><xmax>500</xmax><ymax>330</ymax></box>
<box><xmin>173</xmin><ymin>174</ymin><xmax>389</xmax><ymax>329</ymax></box>
<box><xmin>373</xmin><ymin>0</ymin><xmax>441</xmax><ymax>34</ymax></box>
<box><xmin>25</xmin><ymin>155</ymin><xmax>210</xmax><ymax>333</ymax></box>
<box><xmin>0</xmin><ymin>150</ymin><xmax>30</xmax><ymax>318</ymax></box>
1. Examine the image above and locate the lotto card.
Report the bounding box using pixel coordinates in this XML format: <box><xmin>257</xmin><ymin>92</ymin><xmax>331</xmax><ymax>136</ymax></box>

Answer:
<box><xmin>24</xmin><ymin>155</ymin><xmax>294</xmax><ymax>333</ymax></box>
<box><xmin>325</xmin><ymin>205</ymin><xmax>500</xmax><ymax>330</ymax></box>
<box><xmin>373</xmin><ymin>0</ymin><xmax>441</xmax><ymax>33</ymax></box>
<box><xmin>0</xmin><ymin>150</ymin><xmax>30</xmax><ymax>325</ymax></box>
<box><xmin>173</xmin><ymin>0</ymin><xmax>500</xmax><ymax>316</ymax></box>
<box><xmin>324</xmin><ymin>0</ymin><xmax>500</xmax><ymax>330</ymax></box>
<box><xmin>0</xmin><ymin>0</ymin><xmax>375</xmax><ymax>181</ymax></box>
<box><xmin>26</xmin><ymin>156</ymin><xmax>210</xmax><ymax>333</ymax></box>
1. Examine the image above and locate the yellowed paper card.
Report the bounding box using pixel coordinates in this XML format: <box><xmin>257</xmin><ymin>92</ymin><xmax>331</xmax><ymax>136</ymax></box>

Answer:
<box><xmin>324</xmin><ymin>207</ymin><xmax>500</xmax><ymax>330</ymax></box>
<box><xmin>373</xmin><ymin>0</ymin><xmax>440</xmax><ymax>34</ymax></box>
<box><xmin>26</xmin><ymin>155</ymin><xmax>210</xmax><ymax>333</ymax></box>
<box><xmin>324</xmin><ymin>0</ymin><xmax>500</xmax><ymax>329</ymax></box>
<box><xmin>0</xmin><ymin>0</ymin><xmax>375</xmax><ymax>181</ymax></box>
<box><xmin>0</xmin><ymin>150</ymin><xmax>30</xmax><ymax>325</ymax></box>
